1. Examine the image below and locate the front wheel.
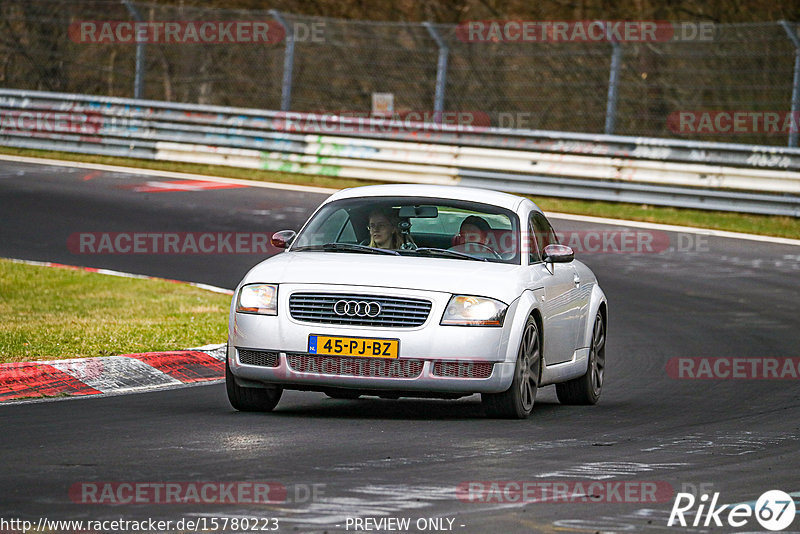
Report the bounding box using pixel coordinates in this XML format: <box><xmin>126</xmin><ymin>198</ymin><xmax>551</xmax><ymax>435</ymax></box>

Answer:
<box><xmin>482</xmin><ymin>316</ymin><xmax>541</xmax><ymax>419</ymax></box>
<box><xmin>556</xmin><ymin>311</ymin><xmax>605</xmax><ymax>405</ymax></box>
<box><xmin>226</xmin><ymin>354</ymin><xmax>282</xmax><ymax>412</ymax></box>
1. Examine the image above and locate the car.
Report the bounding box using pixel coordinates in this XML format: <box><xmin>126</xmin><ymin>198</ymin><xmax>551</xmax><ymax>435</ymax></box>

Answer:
<box><xmin>226</xmin><ymin>184</ymin><xmax>607</xmax><ymax>418</ymax></box>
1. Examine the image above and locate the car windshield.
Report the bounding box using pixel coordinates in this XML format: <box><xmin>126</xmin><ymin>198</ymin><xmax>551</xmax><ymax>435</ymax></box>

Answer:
<box><xmin>291</xmin><ymin>196</ymin><xmax>521</xmax><ymax>264</ymax></box>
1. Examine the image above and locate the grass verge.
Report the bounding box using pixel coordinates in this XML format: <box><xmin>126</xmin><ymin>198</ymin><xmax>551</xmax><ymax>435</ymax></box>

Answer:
<box><xmin>0</xmin><ymin>259</ymin><xmax>230</xmax><ymax>363</ymax></box>
<box><xmin>1</xmin><ymin>146</ymin><xmax>798</xmax><ymax>239</ymax></box>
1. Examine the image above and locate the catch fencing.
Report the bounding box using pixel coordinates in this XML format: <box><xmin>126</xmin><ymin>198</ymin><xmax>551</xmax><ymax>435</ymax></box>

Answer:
<box><xmin>2</xmin><ymin>1</ymin><xmax>800</xmax><ymax>146</ymax></box>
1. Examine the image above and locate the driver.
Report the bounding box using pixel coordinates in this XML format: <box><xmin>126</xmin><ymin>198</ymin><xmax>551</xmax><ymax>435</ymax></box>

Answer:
<box><xmin>458</xmin><ymin>215</ymin><xmax>492</xmax><ymax>251</ymax></box>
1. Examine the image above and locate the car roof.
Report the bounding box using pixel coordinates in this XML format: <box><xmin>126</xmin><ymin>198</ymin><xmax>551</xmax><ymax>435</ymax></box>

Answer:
<box><xmin>326</xmin><ymin>184</ymin><xmax>536</xmax><ymax>213</ymax></box>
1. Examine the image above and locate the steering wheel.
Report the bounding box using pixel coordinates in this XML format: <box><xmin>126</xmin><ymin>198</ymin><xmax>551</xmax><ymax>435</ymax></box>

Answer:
<box><xmin>450</xmin><ymin>242</ymin><xmax>502</xmax><ymax>259</ymax></box>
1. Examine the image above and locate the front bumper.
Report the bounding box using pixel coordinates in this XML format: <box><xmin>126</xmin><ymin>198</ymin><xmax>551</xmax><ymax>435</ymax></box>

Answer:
<box><xmin>227</xmin><ymin>284</ymin><xmax>521</xmax><ymax>394</ymax></box>
<box><xmin>228</xmin><ymin>345</ymin><xmax>516</xmax><ymax>394</ymax></box>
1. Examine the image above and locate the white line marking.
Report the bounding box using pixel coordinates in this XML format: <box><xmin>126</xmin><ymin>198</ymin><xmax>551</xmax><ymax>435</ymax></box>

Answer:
<box><xmin>0</xmin><ymin>153</ymin><xmax>338</xmax><ymax>194</ymax></box>
<box><xmin>547</xmin><ymin>211</ymin><xmax>800</xmax><ymax>246</ymax></box>
<box><xmin>2</xmin><ymin>257</ymin><xmax>234</xmax><ymax>294</ymax></box>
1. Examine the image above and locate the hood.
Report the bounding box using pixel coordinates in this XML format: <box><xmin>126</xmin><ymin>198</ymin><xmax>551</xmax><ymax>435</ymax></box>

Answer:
<box><xmin>240</xmin><ymin>251</ymin><xmax>527</xmax><ymax>303</ymax></box>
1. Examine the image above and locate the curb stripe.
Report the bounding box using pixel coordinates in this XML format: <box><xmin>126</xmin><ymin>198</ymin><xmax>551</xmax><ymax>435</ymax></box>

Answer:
<box><xmin>1</xmin><ymin>349</ymin><xmax>226</xmax><ymax>403</ymax></box>
<box><xmin>0</xmin><ymin>363</ymin><xmax>102</xmax><ymax>401</ymax></box>
<box><xmin>74</xmin><ymin>356</ymin><xmax>184</xmax><ymax>394</ymax></box>
<box><xmin>128</xmin><ymin>351</ymin><xmax>225</xmax><ymax>383</ymax></box>
<box><xmin>131</xmin><ymin>179</ymin><xmax>249</xmax><ymax>193</ymax></box>
<box><xmin>0</xmin><ymin>257</ymin><xmax>230</xmax><ymax>404</ymax></box>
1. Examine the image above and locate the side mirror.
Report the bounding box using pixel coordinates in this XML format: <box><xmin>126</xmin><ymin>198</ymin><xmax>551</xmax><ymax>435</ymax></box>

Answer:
<box><xmin>270</xmin><ymin>230</ymin><xmax>296</xmax><ymax>249</ymax></box>
<box><xmin>543</xmin><ymin>244</ymin><xmax>574</xmax><ymax>263</ymax></box>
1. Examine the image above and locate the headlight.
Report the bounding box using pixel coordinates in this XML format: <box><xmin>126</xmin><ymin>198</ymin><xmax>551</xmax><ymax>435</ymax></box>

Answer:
<box><xmin>441</xmin><ymin>295</ymin><xmax>507</xmax><ymax>326</ymax></box>
<box><xmin>236</xmin><ymin>284</ymin><xmax>278</xmax><ymax>315</ymax></box>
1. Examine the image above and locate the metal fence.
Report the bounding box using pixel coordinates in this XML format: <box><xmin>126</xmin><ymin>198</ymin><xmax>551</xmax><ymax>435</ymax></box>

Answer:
<box><xmin>1</xmin><ymin>1</ymin><xmax>800</xmax><ymax>146</ymax></box>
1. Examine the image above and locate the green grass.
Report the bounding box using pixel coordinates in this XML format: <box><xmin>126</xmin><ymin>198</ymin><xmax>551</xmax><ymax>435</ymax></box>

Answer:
<box><xmin>1</xmin><ymin>146</ymin><xmax>798</xmax><ymax>239</ymax></box>
<box><xmin>0</xmin><ymin>259</ymin><xmax>230</xmax><ymax>363</ymax></box>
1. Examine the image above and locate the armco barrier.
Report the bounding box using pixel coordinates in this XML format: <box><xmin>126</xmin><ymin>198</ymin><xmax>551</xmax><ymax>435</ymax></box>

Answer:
<box><xmin>0</xmin><ymin>88</ymin><xmax>799</xmax><ymax>216</ymax></box>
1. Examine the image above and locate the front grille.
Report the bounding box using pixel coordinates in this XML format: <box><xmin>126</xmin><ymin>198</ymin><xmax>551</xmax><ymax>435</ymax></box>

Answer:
<box><xmin>432</xmin><ymin>361</ymin><xmax>494</xmax><ymax>379</ymax></box>
<box><xmin>289</xmin><ymin>293</ymin><xmax>432</xmax><ymax>328</ymax></box>
<box><xmin>238</xmin><ymin>349</ymin><xmax>279</xmax><ymax>367</ymax></box>
<box><xmin>286</xmin><ymin>354</ymin><xmax>423</xmax><ymax>378</ymax></box>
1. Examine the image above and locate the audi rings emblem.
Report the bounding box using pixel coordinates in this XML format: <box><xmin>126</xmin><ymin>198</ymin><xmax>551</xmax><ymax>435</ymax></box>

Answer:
<box><xmin>334</xmin><ymin>300</ymin><xmax>382</xmax><ymax>318</ymax></box>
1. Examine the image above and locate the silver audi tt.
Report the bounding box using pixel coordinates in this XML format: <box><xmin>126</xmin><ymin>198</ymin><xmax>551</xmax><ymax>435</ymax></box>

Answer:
<box><xmin>226</xmin><ymin>184</ymin><xmax>607</xmax><ymax>418</ymax></box>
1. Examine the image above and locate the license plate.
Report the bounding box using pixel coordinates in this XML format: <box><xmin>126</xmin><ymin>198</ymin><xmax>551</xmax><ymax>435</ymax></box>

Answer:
<box><xmin>308</xmin><ymin>335</ymin><xmax>399</xmax><ymax>359</ymax></box>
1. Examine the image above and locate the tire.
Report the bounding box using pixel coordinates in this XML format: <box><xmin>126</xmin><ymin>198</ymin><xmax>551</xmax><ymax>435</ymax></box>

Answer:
<box><xmin>325</xmin><ymin>391</ymin><xmax>362</xmax><ymax>400</ymax></box>
<box><xmin>482</xmin><ymin>316</ymin><xmax>541</xmax><ymax>419</ymax></box>
<box><xmin>226</xmin><ymin>354</ymin><xmax>282</xmax><ymax>412</ymax></box>
<box><xmin>556</xmin><ymin>311</ymin><xmax>605</xmax><ymax>405</ymax></box>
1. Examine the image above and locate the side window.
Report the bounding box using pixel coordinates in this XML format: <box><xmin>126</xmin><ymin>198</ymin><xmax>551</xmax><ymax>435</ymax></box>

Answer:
<box><xmin>337</xmin><ymin>218</ymin><xmax>357</xmax><ymax>243</ymax></box>
<box><xmin>315</xmin><ymin>208</ymin><xmax>351</xmax><ymax>244</ymax></box>
<box><xmin>528</xmin><ymin>214</ymin><xmax>541</xmax><ymax>263</ymax></box>
<box><xmin>532</xmin><ymin>212</ymin><xmax>558</xmax><ymax>255</ymax></box>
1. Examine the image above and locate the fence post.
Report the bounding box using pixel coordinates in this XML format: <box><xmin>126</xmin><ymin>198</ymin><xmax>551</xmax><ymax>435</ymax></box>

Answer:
<box><xmin>121</xmin><ymin>0</ymin><xmax>145</xmax><ymax>99</ymax></box>
<box><xmin>780</xmin><ymin>21</ymin><xmax>800</xmax><ymax>148</ymax></box>
<box><xmin>604</xmin><ymin>37</ymin><xmax>623</xmax><ymax>135</ymax></box>
<box><xmin>423</xmin><ymin>22</ymin><xmax>448</xmax><ymax>124</ymax></box>
<box><xmin>270</xmin><ymin>10</ymin><xmax>295</xmax><ymax>111</ymax></box>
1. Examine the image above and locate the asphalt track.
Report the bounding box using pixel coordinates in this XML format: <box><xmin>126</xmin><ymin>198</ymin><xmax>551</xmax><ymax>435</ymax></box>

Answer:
<box><xmin>1</xmin><ymin>159</ymin><xmax>799</xmax><ymax>534</ymax></box>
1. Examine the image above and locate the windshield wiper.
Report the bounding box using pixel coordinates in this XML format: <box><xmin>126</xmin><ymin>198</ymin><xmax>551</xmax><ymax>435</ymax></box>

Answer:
<box><xmin>411</xmin><ymin>247</ymin><xmax>487</xmax><ymax>261</ymax></box>
<box><xmin>293</xmin><ymin>243</ymin><xmax>400</xmax><ymax>256</ymax></box>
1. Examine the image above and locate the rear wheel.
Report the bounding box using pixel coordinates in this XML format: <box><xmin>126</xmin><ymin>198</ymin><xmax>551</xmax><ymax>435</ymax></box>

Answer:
<box><xmin>226</xmin><ymin>353</ymin><xmax>282</xmax><ymax>412</ymax></box>
<box><xmin>482</xmin><ymin>316</ymin><xmax>540</xmax><ymax>419</ymax></box>
<box><xmin>556</xmin><ymin>311</ymin><xmax>605</xmax><ymax>405</ymax></box>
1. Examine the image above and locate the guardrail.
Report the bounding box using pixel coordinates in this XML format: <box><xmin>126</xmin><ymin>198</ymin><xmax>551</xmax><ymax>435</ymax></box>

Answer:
<box><xmin>1</xmin><ymin>88</ymin><xmax>799</xmax><ymax>217</ymax></box>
